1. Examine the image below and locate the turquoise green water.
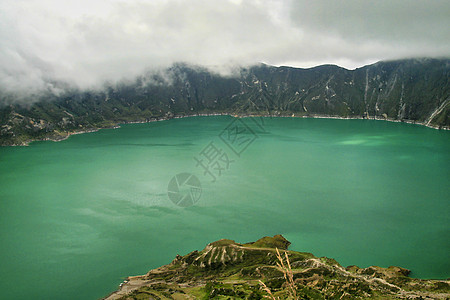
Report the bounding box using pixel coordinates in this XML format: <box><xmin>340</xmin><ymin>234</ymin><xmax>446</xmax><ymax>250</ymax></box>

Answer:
<box><xmin>0</xmin><ymin>116</ymin><xmax>449</xmax><ymax>299</ymax></box>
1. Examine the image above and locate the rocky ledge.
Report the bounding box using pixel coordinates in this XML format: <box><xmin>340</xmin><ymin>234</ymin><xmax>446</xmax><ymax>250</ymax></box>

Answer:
<box><xmin>104</xmin><ymin>235</ymin><xmax>449</xmax><ymax>299</ymax></box>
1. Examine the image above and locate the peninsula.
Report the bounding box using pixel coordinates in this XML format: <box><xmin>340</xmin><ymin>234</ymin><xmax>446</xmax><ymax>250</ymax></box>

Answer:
<box><xmin>104</xmin><ymin>235</ymin><xmax>450</xmax><ymax>299</ymax></box>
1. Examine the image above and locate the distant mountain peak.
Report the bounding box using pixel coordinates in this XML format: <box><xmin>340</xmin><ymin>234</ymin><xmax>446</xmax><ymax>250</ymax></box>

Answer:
<box><xmin>1</xmin><ymin>58</ymin><xmax>448</xmax><ymax>146</ymax></box>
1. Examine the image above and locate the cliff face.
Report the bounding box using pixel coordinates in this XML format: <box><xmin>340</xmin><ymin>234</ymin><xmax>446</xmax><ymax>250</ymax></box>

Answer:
<box><xmin>104</xmin><ymin>235</ymin><xmax>450</xmax><ymax>300</ymax></box>
<box><xmin>1</xmin><ymin>58</ymin><xmax>449</xmax><ymax>145</ymax></box>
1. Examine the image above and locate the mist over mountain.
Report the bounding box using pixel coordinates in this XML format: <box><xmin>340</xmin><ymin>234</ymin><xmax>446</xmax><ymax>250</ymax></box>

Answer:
<box><xmin>1</xmin><ymin>0</ymin><xmax>449</xmax><ymax>99</ymax></box>
<box><xmin>1</xmin><ymin>58</ymin><xmax>448</xmax><ymax>146</ymax></box>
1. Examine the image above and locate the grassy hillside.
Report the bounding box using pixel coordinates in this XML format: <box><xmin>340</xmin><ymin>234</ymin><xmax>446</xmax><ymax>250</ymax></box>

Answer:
<box><xmin>104</xmin><ymin>235</ymin><xmax>450</xmax><ymax>300</ymax></box>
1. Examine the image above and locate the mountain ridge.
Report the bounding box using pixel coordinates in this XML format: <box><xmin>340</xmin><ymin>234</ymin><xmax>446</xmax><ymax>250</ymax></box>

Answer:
<box><xmin>1</xmin><ymin>58</ymin><xmax>449</xmax><ymax>146</ymax></box>
<box><xmin>103</xmin><ymin>235</ymin><xmax>450</xmax><ymax>299</ymax></box>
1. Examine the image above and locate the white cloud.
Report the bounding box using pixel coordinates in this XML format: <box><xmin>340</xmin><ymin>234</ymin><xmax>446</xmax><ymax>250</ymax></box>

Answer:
<box><xmin>0</xmin><ymin>0</ymin><xmax>449</xmax><ymax>99</ymax></box>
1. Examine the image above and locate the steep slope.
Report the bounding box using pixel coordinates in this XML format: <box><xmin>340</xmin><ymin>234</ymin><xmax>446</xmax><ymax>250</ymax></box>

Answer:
<box><xmin>103</xmin><ymin>235</ymin><xmax>450</xmax><ymax>299</ymax></box>
<box><xmin>1</xmin><ymin>58</ymin><xmax>449</xmax><ymax>146</ymax></box>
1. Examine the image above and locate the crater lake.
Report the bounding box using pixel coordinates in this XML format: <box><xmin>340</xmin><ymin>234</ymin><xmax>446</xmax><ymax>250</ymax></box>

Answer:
<box><xmin>0</xmin><ymin>116</ymin><xmax>448</xmax><ymax>299</ymax></box>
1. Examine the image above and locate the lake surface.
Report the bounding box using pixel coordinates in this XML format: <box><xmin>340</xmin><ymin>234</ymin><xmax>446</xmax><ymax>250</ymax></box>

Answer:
<box><xmin>0</xmin><ymin>116</ymin><xmax>449</xmax><ymax>299</ymax></box>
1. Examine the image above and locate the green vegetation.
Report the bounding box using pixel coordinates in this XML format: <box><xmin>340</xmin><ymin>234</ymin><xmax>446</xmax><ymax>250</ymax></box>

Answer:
<box><xmin>243</xmin><ymin>234</ymin><xmax>291</xmax><ymax>250</ymax></box>
<box><xmin>105</xmin><ymin>235</ymin><xmax>450</xmax><ymax>300</ymax></box>
<box><xmin>1</xmin><ymin>58</ymin><xmax>449</xmax><ymax>146</ymax></box>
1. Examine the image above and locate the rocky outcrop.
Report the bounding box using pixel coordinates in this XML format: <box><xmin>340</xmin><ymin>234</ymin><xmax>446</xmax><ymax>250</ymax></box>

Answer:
<box><xmin>104</xmin><ymin>235</ymin><xmax>450</xmax><ymax>299</ymax></box>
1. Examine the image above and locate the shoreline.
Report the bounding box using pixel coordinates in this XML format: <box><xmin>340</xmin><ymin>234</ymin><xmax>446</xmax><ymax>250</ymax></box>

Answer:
<box><xmin>103</xmin><ymin>235</ymin><xmax>450</xmax><ymax>300</ymax></box>
<box><xmin>5</xmin><ymin>112</ymin><xmax>449</xmax><ymax>146</ymax></box>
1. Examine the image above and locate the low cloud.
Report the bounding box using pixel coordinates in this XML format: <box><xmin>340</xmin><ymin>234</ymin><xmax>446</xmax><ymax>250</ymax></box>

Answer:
<box><xmin>0</xmin><ymin>0</ymin><xmax>449</xmax><ymax>102</ymax></box>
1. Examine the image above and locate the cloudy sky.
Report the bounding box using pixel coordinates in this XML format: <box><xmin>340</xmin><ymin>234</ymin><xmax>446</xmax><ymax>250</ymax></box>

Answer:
<box><xmin>1</xmin><ymin>0</ymin><xmax>449</xmax><ymax>95</ymax></box>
